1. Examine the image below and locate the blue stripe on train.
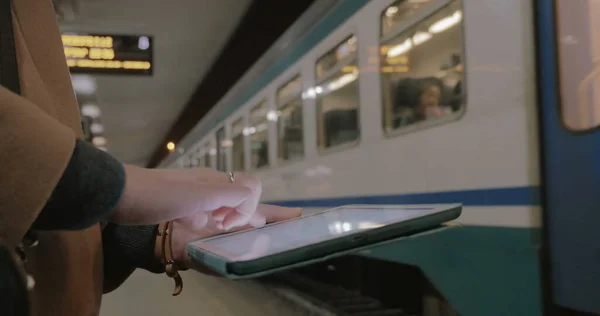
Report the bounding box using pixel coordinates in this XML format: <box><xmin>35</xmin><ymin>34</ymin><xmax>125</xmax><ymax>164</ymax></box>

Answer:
<box><xmin>264</xmin><ymin>186</ymin><xmax>541</xmax><ymax>208</ymax></box>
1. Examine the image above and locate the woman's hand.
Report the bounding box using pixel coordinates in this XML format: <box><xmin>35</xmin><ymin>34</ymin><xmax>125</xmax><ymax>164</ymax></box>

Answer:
<box><xmin>110</xmin><ymin>165</ymin><xmax>268</xmax><ymax>231</ymax></box>
<box><xmin>171</xmin><ymin>204</ymin><xmax>302</xmax><ymax>272</ymax></box>
<box><xmin>108</xmin><ymin>164</ymin><xmax>302</xmax><ymax>274</ymax></box>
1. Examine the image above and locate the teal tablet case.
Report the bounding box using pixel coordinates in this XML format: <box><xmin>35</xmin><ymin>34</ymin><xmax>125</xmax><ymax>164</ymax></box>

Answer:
<box><xmin>186</xmin><ymin>204</ymin><xmax>462</xmax><ymax>279</ymax></box>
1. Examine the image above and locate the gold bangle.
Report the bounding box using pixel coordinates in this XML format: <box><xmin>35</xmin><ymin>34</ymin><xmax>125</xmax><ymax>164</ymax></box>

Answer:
<box><xmin>155</xmin><ymin>221</ymin><xmax>184</xmax><ymax>296</ymax></box>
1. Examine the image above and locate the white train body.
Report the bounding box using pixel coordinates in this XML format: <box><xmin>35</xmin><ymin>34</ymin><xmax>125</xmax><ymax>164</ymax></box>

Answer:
<box><xmin>159</xmin><ymin>1</ymin><xmax>600</xmax><ymax>313</ymax></box>
<box><xmin>162</xmin><ymin>0</ymin><xmax>540</xmax><ymax>229</ymax></box>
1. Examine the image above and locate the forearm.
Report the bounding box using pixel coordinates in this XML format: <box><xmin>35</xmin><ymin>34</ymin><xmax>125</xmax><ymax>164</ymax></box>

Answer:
<box><xmin>32</xmin><ymin>139</ymin><xmax>163</xmax><ymax>291</ymax></box>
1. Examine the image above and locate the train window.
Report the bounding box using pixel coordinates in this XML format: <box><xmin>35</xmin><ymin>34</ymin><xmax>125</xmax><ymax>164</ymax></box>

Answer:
<box><xmin>196</xmin><ymin>151</ymin><xmax>205</xmax><ymax>168</ymax></box>
<box><xmin>316</xmin><ymin>35</ymin><xmax>357</xmax><ymax>80</ymax></box>
<box><xmin>380</xmin><ymin>0</ymin><xmax>464</xmax><ymax>134</ymax></box>
<box><xmin>381</xmin><ymin>0</ymin><xmax>434</xmax><ymax>37</ymax></box>
<box><xmin>195</xmin><ymin>144</ymin><xmax>207</xmax><ymax>168</ymax></box>
<box><xmin>556</xmin><ymin>0</ymin><xmax>600</xmax><ymax>131</ymax></box>
<box><xmin>190</xmin><ymin>153</ymin><xmax>199</xmax><ymax>168</ymax></box>
<box><xmin>276</xmin><ymin>75</ymin><xmax>304</xmax><ymax>162</ymax></box>
<box><xmin>204</xmin><ymin>142</ymin><xmax>212</xmax><ymax>168</ymax></box>
<box><xmin>182</xmin><ymin>156</ymin><xmax>192</xmax><ymax>169</ymax></box>
<box><xmin>215</xmin><ymin>127</ymin><xmax>227</xmax><ymax>171</ymax></box>
<box><xmin>277</xmin><ymin>75</ymin><xmax>303</xmax><ymax>104</ymax></box>
<box><xmin>249</xmin><ymin>100</ymin><xmax>269</xmax><ymax>169</ymax></box>
<box><xmin>314</xmin><ymin>36</ymin><xmax>360</xmax><ymax>151</ymax></box>
<box><xmin>231</xmin><ymin>118</ymin><xmax>245</xmax><ymax>171</ymax></box>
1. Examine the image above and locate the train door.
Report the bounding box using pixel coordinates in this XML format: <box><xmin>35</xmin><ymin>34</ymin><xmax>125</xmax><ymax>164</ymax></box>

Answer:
<box><xmin>536</xmin><ymin>0</ymin><xmax>600</xmax><ymax>314</ymax></box>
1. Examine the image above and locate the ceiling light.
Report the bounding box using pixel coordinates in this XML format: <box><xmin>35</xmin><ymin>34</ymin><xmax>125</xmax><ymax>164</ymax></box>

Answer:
<box><xmin>90</xmin><ymin>123</ymin><xmax>104</xmax><ymax>134</ymax></box>
<box><xmin>243</xmin><ymin>127</ymin><xmax>255</xmax><ymax>136</ymax></box>
<box><xmin>71</xmin><ymin>75</ymin><xmax>97</xmax><ymax>95</ymax></box>
<box><xmin>429</xmin><ymin>10</ymin><xmax>462</xmax><ymax>34</ymax></box>
<box><xmin>327</xmin><ymin>72</ymin><xmax>358</xmax><ymax>92</ymax></box>
<box><xmin>385</xmin><ymin>6</ymin><xmax>398</xmax><ymax>17</ymax></box>
<box><xmin>166</xmin><ymin>142</ymin><xmax>175</xmax><ymax>152</ymax></box>
<box><xmin>81</xmin><ymin>104</ymin><xmax>101</xmax><ymax>118</ymax></box>
<box><xmin>412</xmin><ymin>31</ymin><xmax>432</xmax><ymax>46</ymax></box>
<box><xmin>220</xmin><ymin>139</ymin><xmax>233</xmax><ymax>147</ymax></box>
<box><xmin>387</xmin><ymin>38</ymin><xmax>412</xmax><ymax>57</ymax></box>
<box><xmin>92</xmin><ymin>136</ymin><xmax>107</xmax><ymax>147</ymax></box>
<box><xmin>138</xmin><ymin>36</ymin><xmax>150</xmax><ymax>50</ymax></box>
<box><xmin>266</xmin><ymin>110</ymin><xmax>279</xmax><ymax>122</ymax></box>
<box><xmin>302</xmin><ymin>88</ymin><xmax>317</xmax><ymax>100</ymax></box>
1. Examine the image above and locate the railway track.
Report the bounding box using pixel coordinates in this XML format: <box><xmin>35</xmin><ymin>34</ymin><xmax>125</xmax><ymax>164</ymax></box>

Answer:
<box><xmin>260</xmin><ymin>271</ymin><xmax>418</xmax><ymax>316</ymax></box>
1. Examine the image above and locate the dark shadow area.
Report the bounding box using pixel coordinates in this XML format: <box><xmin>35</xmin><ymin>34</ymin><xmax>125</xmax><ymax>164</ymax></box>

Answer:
<box><xmin>260</xmin><ymin>255</ymin><xmax>461</xmax><ymax>316</ymax></box>
<box><xmin>147</xmin><ymin>0</ymin><xmax>315</xmax><ymax>168</ymax></box>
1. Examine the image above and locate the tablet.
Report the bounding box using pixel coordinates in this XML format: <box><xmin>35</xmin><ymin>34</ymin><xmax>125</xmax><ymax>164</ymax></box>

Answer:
<box><xmin>187</xmin><ymin>204</ymin><xmax>461</xmax><ymax>278</ymax></box>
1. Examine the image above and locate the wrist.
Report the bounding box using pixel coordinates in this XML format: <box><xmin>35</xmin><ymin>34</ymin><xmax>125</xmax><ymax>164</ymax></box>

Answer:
<box><xmin>102</xmin><ymin>223</ymin><xmax>164</xmax><ymax>274</ymax></box>
<box><xmin>154</xmin><ymin>221</ymin><xmax>187</xmax><ymax>296</ymax></box>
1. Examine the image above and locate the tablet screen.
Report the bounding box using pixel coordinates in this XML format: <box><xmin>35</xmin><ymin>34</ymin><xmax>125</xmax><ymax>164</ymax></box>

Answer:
<box><xmin>192</xmin><ymin>206</ymin><xmax>441</xmax><ymax>261</ymax></box>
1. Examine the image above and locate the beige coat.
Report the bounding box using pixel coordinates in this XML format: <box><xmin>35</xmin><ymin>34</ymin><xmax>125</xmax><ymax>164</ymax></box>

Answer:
<box><xmin>0</xmin><ymin>1</ymin><xmax>122</xmax><ymax>314</ymax></box>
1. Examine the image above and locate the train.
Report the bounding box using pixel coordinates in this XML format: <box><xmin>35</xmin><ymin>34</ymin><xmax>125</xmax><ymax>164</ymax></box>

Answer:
<box><xmin>159</xmin><ymin>0</ymin><xmax>600</xmax><ymax>315</ymax></box>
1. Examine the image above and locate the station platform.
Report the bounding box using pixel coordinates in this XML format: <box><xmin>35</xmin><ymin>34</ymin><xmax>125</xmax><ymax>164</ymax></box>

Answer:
<box><xmin>100</xmin><ymin>269</ymin><xmax>308</xmax><ymax>316</ymax></box>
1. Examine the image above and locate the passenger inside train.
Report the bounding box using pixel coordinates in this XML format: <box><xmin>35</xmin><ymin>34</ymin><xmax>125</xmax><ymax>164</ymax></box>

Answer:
<box><xmin>392</xmin><ymin>76</ymin><xmax>449</xmax><ymax>128</ymax></box>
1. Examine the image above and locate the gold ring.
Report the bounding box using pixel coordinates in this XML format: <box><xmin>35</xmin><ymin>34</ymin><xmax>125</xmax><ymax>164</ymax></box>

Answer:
<box><xmin>228</xmin><ymin>172</ymin><xmax>235</xmax><ymax>184</ymax></box>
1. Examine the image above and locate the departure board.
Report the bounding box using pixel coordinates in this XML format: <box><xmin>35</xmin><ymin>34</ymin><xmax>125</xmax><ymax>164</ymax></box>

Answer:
<box><xmin>62</xmin><ymin>33</ymin><xmax>153</xmax><ymax>75</ymax></box>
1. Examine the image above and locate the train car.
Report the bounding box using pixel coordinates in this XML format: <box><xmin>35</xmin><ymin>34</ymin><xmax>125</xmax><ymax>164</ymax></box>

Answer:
<box><xmin>159</xmin><ymin>0</ymin><xmax>600</xmax><ymax>315</ymax></box>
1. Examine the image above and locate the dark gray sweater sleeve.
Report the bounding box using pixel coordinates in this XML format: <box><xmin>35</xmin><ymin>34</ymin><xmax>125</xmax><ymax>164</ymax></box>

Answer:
<box><xmin>102</xmin><ymin>223</ymin><xmax>164</xmax><ymax>274</ymax></box>
<box><xmin>32</xmin><ymin>139</ymin><xmax>124</xmax><ymax>230</ymax></box>
<box><xmin>32</xmin><ymin>139</ymin><xmax>163</xmax><ymax>274</ymax></box>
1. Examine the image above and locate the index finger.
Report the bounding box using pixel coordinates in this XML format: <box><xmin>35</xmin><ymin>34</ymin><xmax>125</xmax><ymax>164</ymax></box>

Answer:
<box><xmin>221</xmin><ymin>176</ymin><xmax>262</xmax><ymax>230</ymax></box>
<box><xmin>215</xmin><ymin>204</ymin><xmax>303</xmax><ymax>234</ymax></box>
<box><xmin>259</xmin><ymin>204</ymin><xmax>302</xmax><ymax>223</ymax></box>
